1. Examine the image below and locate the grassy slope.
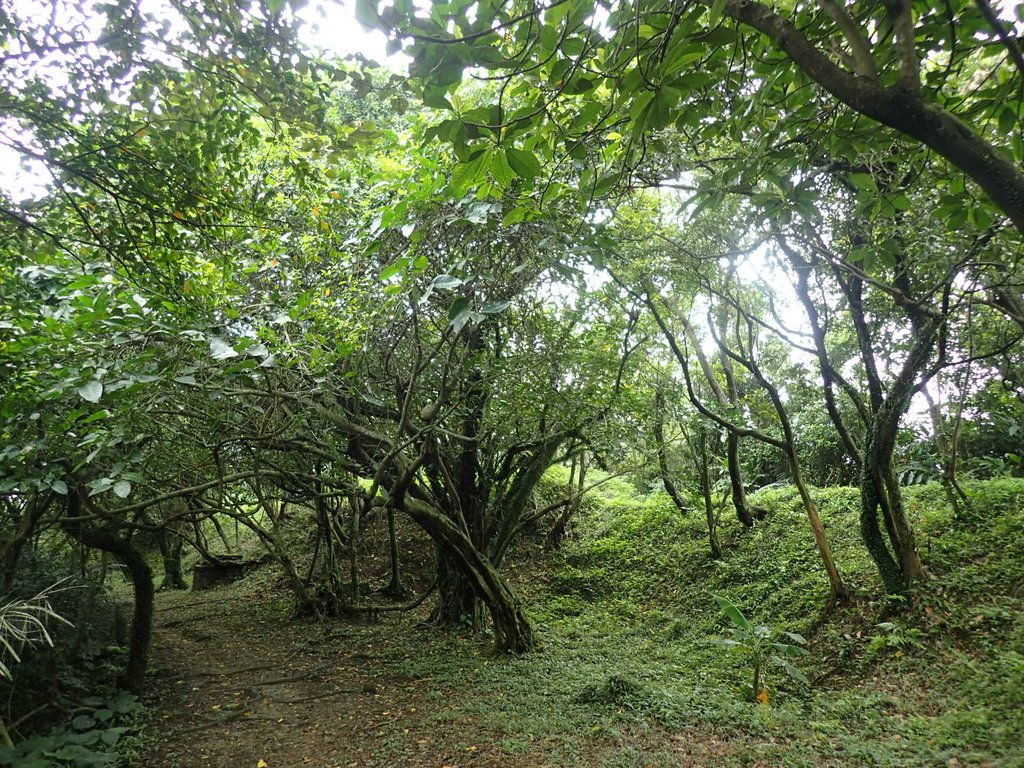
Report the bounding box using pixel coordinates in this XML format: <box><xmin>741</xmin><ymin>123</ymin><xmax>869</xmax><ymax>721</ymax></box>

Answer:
<box><xmin>392</xmin><ymin>474</ymin><xmax>1024</xmax><ymax>767</ymax></box>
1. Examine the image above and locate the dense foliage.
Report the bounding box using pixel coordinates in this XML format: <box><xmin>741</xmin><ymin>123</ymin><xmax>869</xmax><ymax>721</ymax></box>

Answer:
<box><xmin>1</xmin><ymin>0</ymin><xmax>1022</xmax><ymax>763</ymax></box>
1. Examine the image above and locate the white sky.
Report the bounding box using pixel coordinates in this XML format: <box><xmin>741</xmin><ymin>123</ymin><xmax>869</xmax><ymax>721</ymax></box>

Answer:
<box><xmin>297</xmin><ymin>0</ymin><xmax>397</xmax><ymax>61</ymax></box>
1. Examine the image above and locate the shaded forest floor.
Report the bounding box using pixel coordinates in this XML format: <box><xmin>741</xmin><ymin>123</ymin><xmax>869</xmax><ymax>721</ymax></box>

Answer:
<box><xmin>141</xmin><ymin>477</ymin><xmax>1024</xmax><ymax>767</ymax></box>
<box><xmin>141</xmin><ymin>589</ymin><xmax>750</xmax><ymax>768</ymax></box>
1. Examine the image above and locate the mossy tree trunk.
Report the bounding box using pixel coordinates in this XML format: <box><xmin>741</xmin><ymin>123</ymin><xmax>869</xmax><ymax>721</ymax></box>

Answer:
<box><xmin>383</xmin><ymin>505</ymin><xmax>407</xmax><ymax>598</ymax></box>
<box><xmin>780</xmin><ymin>232</ymin><xmax>944</xmax><ymax>595</ymax></box>
<box><xmin>860</xmin><ymin>407</ymin><xmax>927</xmax><ymax>594</ymax></box>
<box><xmin>405</xmin><ymin>496</ymin><xmax>533</xmax><ymax>652</ymax></box>
<box><xmin>429</xmin><ymin>553</ymin><xmax>486</xmax><ymax>629</ymax></box>
<box><xmin>156</xmin><ymin>527</ymin><xmax>187</xmax><ymax>590</ymax></box>
<box><xmin>63</xmin><ymin>489</ymin><xmax>153</xmax><ymax>695</ymax></box>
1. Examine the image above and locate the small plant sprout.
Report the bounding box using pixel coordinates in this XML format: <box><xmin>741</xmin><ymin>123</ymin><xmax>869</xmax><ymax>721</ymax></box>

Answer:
<box><xmin>711</xmin><ymin>594</ymin><xmax>810</xmax><ymax>703</ymax></box>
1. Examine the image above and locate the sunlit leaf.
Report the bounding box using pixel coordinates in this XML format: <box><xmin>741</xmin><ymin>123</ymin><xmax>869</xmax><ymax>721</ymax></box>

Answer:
<box><xmin>78</xmin><ymin>380</ymin><xmax>103</xmax><ymax>403</ymax></box>
<box><xmin>209</xmin><ymin>338</ymin><xmax>239</xmax><ymax>360</ymax></box>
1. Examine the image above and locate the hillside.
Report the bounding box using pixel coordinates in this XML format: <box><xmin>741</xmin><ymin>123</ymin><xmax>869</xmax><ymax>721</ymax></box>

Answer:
<box><xmin>139</xmin><ymin>476</ymin><xmax>1024</xmax><ymax>767</ymax></box>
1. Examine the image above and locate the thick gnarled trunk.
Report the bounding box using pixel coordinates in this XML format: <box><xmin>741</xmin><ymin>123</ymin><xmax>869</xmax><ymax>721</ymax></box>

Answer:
<box><xmin>63</xmin><ymin>491</ymin><xmax>153</xmax><ymax>695</ymax></box>
<box><xmin>405</xmin><ymin>497</ymin><xmax>534</xmax><ymax>653</ymax></box>
<box><xmin>429</xmin><ymin>553</ymin><xmax>485</xmax><ymax>630</ymax></box>
<box><xmin>156</xmin><ymin>527</ymin><xmax>187</xmax><ymax>590</ymax></box>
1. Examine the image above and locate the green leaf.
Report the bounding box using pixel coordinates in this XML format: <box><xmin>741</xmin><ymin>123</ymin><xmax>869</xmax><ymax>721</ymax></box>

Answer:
<box><xmin>113</xmin><ymin>480</ymin><xmax>132</xmax><ymax>498</ymax></box>
<box><xmin>448</xmin><ymin>296</ymin><xmax>471</xmax><ymax>322</ymax></box>
<box><xmin>355</xmin><ymin>0</ymin><xmax>379</xmax><ymax>29</ymax></box>
<box><xmin>209</xmin><ymin>337</ymin><xmax>238</xmax><ymax>360</ymax></box>
<box><xmin>80</xmin><ymin>409</ymin><xmax>111</xmax><ymax>425</ymax></box>
<box><xmin>379</xmin><ymin>257</ymin><xmax>409</xmax><ymax>281</ymax></box>
<box><xmin>709</xmin><ymin>638</ymin><xmax>743</xmax><ymax>649</ymax></box>
<box><xmin>490</xmin><ymin>149</ymin><xmax>516</xmax><ymax>187</ymax></box>
<box><xmin>101</xmin><ymin>727</ymin><xmax>129</xmax><ymax>746</ymax></box>
<box><xmin>713</xmin><ymin>595</ymin><xmax>752</xmax><ymax>631</ymax></box>
<box><xmin>890</xmin><ymin>194</ymin><xmax>912</xmax><ymax>211</ymax></box>
<box><xmin>88</xmin><ymin>478</ymin><xmax>115</xmax><ymax>496</ymax></box>
<box><xmin>775</xmin><ymin>657</ymin><xmax>809</xmax><ymax>684</ymax></box>
<box><xmin>72</xmin><ymin>714</ymin><xmax>96</xmax><ymax>730</ymax></box>
<box><xmin>422</xmin><ymin>86</ymin><xmax>453</xmax><ymax>110</ymax></box>
<box><xmin>51</xmin><ymin>479</ymin><xmax>69</xmax><ymax>495</ymax></box>
<box><xmin>432</xmin><ymin>274</ymin><xmax>464</xmax><ymax>290</ymax></box>
<box><xmin>849</xmin><ymin>173</ymin><xmax>877</xmax><ymax>193</ymax></box>
<box><xmin>78</xmin><ymin>380</ymin><xmax>103</xmax><ymax>403</ymax></box>
<box><xmin>999</xmin><ymin>106</ymin><xmax>1017</xmax><ymax>136</ymax></box>
<box><xmin>449</xmin><ymin>151</ymin><xmax>488</xmax><ymax>194</ymax></box>
<box><xmin>505</xmin><ymin>148</ymin><xmax>542</xmax><ymax>181</ymax></box>
<box><xmin>480</xmin><ymin>300</ymin><xmax>510</xmax><ymax>314</ymax></box>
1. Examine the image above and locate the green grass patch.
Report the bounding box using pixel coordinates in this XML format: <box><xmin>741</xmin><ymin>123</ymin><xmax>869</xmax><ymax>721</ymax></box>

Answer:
<box><xmin>387</xmin><ymin>474</ymin><xmax>1024</xmax><ymax>766</ymax></box>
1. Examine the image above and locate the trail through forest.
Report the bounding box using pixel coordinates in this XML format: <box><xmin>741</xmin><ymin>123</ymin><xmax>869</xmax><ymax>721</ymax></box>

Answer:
<box><xmin>143</xmin><ymin>589</ymin><xmax>494</xmax><ymax>768</ymax></box>
<box><xmin>141</xmin><ymin>586</ymin><xmax>746</xmax><ymax>768</ymax></box>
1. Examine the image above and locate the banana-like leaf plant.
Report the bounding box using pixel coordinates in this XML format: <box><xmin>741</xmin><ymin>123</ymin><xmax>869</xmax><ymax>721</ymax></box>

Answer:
<box><xmin>711</xmin><ymin>594</ymin><xmax>809</xmax><ymax>703</ymax></box>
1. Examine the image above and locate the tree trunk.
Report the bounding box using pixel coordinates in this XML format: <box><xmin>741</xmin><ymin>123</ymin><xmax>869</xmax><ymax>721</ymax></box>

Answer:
<box><xmin>653</xmin><ymin>391</ymin><xmax>689</xmax><ymax>515</ymax></box>
<box><xmin>788</xmin><ymin>448</ymin><xmax>848</xmax><ymax>602</ymax></box>
<box><xmin>225</xmin><ymin>509</ymin><xmax>312</xmax><ymax>608</ymax></box>
<box><xmin>860</xmin><ymin>450</ymin><xmax>907</xmax><ymax>595</ymax></box>
<box><xmin>209</xmin><ymin>514</ymin><xmax>233</xmax><ymax>553</ymax></box>
<box><xmin>922</xmin><ymin>381</ymin><xmax>971</xmax><ymax>517</ymax></box>
<box><xmin>726</xmin><ymin>433</ymin><xmax>757</xmax><ymax>527</ymax></box>
<box><xmin>754</xmin><ymin>360</ymin><xmax>849</xmax><ymax>602</ymax></box>
<box><xmin>681</xmin><ymin>320</ymin><xmax>764</xmax><ymax>526</ymax></box>
<box><xmin>384</xmin><ymin>505</ymin><xmax>407</xmax><ymax>598</ymax></box>
<box><xmin>860</xmin><ymin>410</ymin><xmax>929</xmax><ymax>595</ymax></box>
<box><xmin>1</xmin><ymin>494</ymin><xmax>52</xmax><ymax>594</ymax></box>
<box><xmin>429</xmin><ymin>553</ymin><xmax>485</xmax><ymax>630</ymax></box>
<box><xmin>62</xmin><ymin>491</ymin><xmax>153</xmax><ymax>695</ymax></box>
<box><xmin>872</xmin><ymin>404</ymin><xmax>928</xmax><ymax>588</ymax></box>
<box><xmin>348</xmin><ymin>493</ymin><xmax>360</xmax><ymax>603</ymax></box>
<box><xmin>696</xmin><ymin>430</ymin><xmax>722</xmax><ymax>560</ymax></box>
<box><xmin>405</xmin><ymin>497</ymin><xmax>533</xmax><ymax>653</ymax></box>
<box><xmin>156</xmin><ymin>528</ymin><xmax>187</xmax><ymax>590</ymax></box>
<box><xmin>545</xmin><ymin>454</ymin><xmax>586</xmax><ymax>551</ymax></box>
<box><xmin>544</xmin><ymin>503</ymin><xmax>573</xmax><ymax>551</ymax></box>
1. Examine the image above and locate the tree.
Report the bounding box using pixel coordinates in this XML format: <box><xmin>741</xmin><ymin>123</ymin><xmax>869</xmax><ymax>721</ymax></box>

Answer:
<box><xmin>369</xmin><ymin>0</ymin><xmax>1024</xmax><ymax>323</ymax></box>
<box><xmin>769</xmin><ymin>152</ymin><xmax>1024</xmax><ymax>591</ymax></box>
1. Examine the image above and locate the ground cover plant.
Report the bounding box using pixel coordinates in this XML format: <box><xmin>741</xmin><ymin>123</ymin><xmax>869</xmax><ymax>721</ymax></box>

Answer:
<box><xmin>128</xmin><ymin>475</ymin><xmax>1024</xmax><ymax>768</ymax></box>
<box><xmin>2</xmin><ymin>0</ymin><xmax>1024</xmax><ymax>765</ymax></box>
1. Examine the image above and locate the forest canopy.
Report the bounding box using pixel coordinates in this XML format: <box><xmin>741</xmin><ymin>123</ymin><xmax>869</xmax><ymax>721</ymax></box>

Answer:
<box><xmin>1</xmin><ymin>0</ymin><xmax>1023</xmax><ymax>764</ymax></box>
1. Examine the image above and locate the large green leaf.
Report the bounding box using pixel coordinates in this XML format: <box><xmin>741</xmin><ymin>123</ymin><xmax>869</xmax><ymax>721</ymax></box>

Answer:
<box><xmin>504</xmin><ymin>147</ymin><xmax>542</xmax><ymax>181</ymax></box>
<box><xmin>713</xmin><ymin>594</ymin><xmax>752</xmax><ymax>631</ymax></box>
<box><xmin>354</xmin><ymin>0</ymin><xmax>379</xmax><ymax>29</ymax></box>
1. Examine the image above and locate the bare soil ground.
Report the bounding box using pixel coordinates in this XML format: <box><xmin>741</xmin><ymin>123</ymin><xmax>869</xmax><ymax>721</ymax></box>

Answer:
<box><xmin>140</xmin><ymin>584</ymin><xmax>756</xmax><ymax>768</ymax></box>
<box><xmin>142</xmin><ymin>585</ymin><xmax>512</xmax><ymax>768</ymax></box>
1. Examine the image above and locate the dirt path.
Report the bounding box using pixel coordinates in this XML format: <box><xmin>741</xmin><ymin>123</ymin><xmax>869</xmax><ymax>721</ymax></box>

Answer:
<box><xmin>142</xmin><ymin>588</ymin><xmax>510</xmax><ymax>768</ymax></box>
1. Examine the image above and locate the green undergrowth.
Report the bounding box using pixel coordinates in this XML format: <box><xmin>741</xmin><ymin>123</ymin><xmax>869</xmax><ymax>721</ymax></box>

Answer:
<box><xmin>394</xmin><ymin>474</ymin><xmax>1024</xmax><ymax>766</ymax></box>
<box><xmin>0</xmin><ymin>692</ymin><xmax>145</xmax><ymax>768</ymax></box>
